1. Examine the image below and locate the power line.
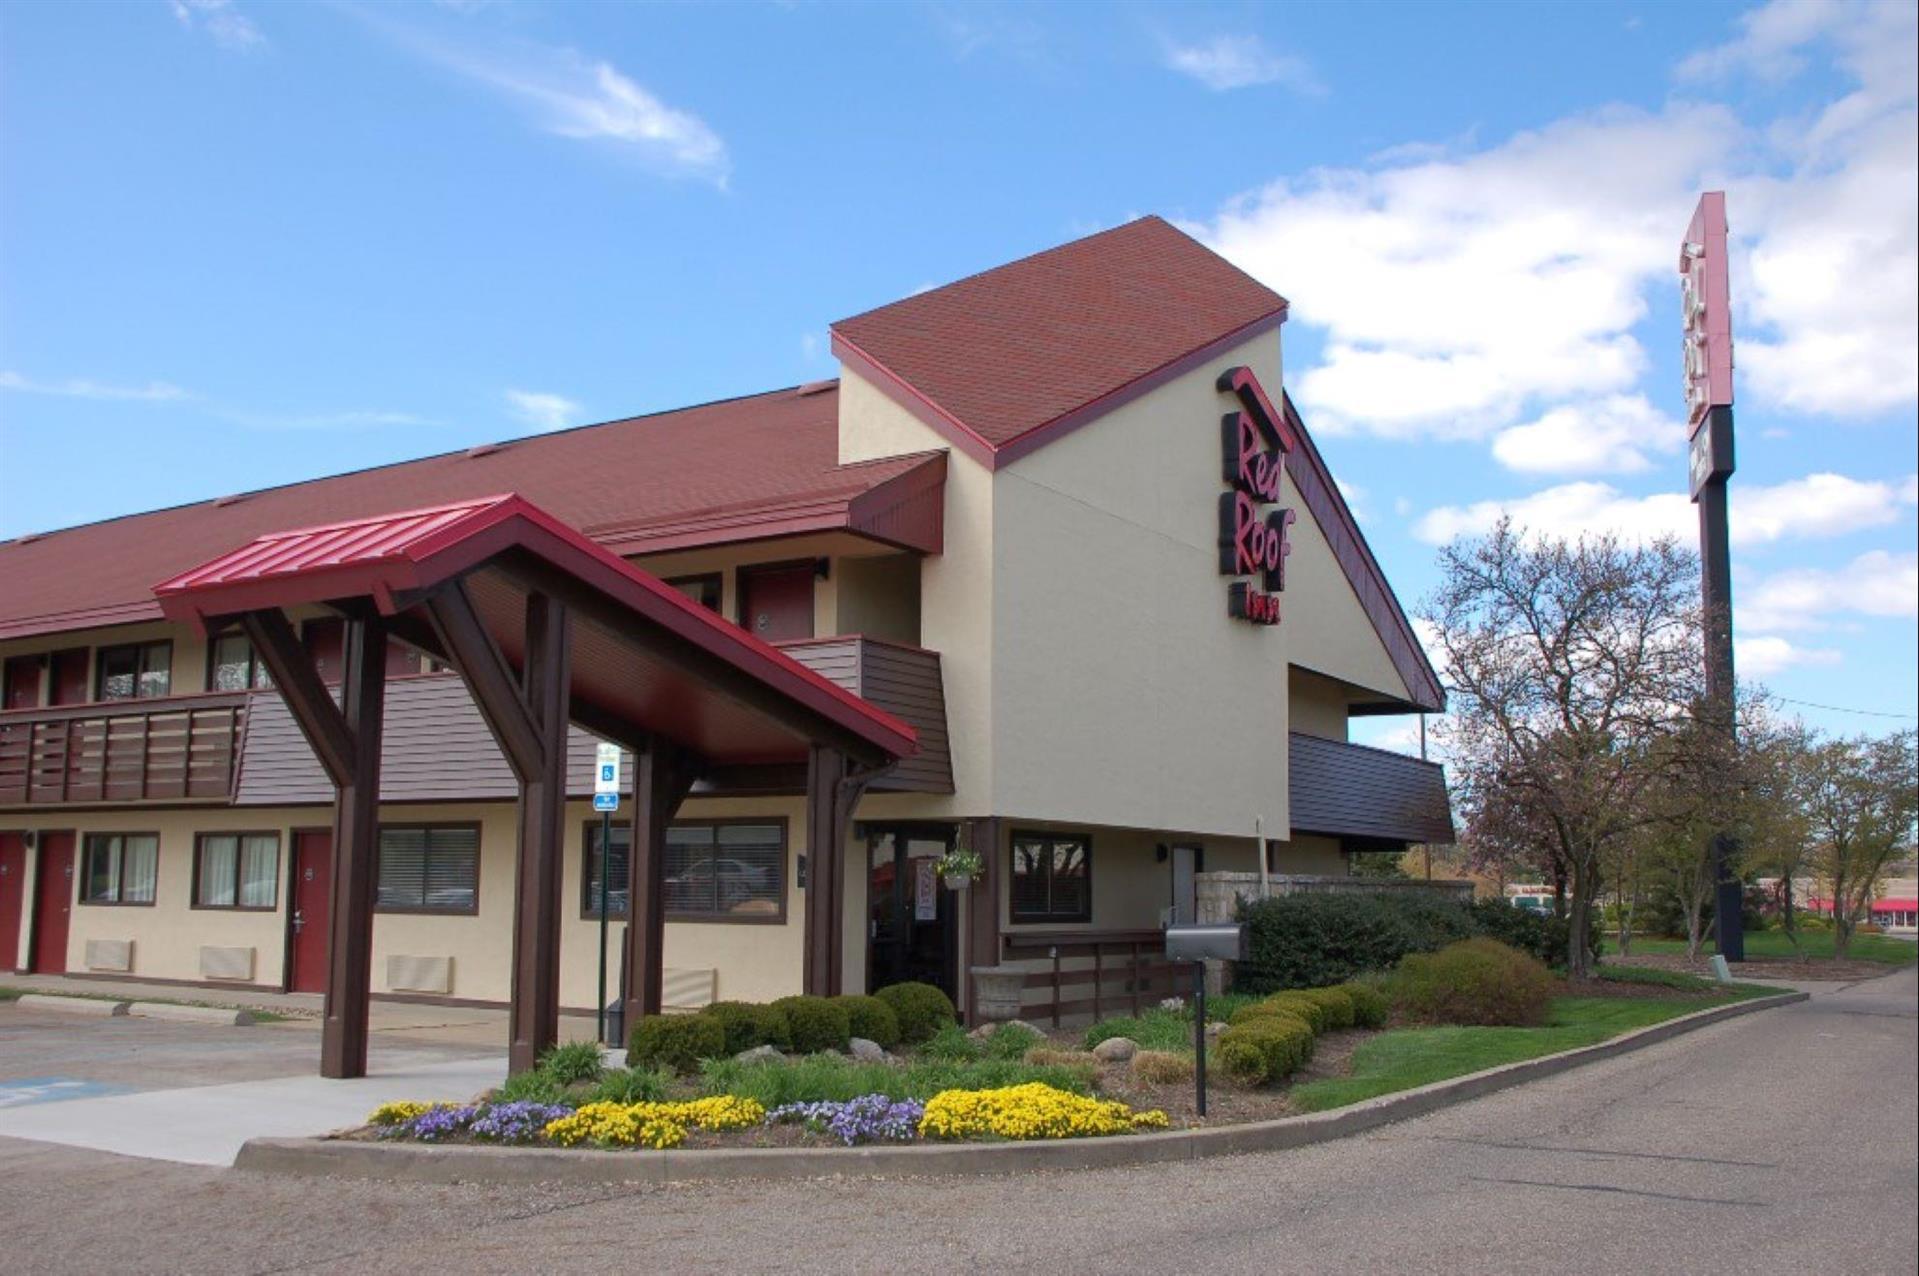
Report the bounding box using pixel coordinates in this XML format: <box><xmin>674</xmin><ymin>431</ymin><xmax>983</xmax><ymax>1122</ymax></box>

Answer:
<box><xmin>1773</xmin><ymin>698</ymin><xmax>1911</xmax><ymax>717</ymax></box>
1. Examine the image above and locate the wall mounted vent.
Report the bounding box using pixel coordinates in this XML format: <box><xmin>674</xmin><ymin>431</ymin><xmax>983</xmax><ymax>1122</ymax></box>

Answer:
<box><xmin>85</xmin><ymin>938</ymin><xmax>134</xmax><ymax>972</ymax></box>
<box><xmin>386</xmin><ymin>954</ymin><xmax>453</xmax><ymax>994</ymax></box>
<box><xmin>663</xmin><ymin>967</ymin><xmax>717</xmax><ymax>1009</ymax></box>
<box><xmin>199</xmin><ymin>945</ymin><xmax>256</xmax><ymax>981</ymax></box>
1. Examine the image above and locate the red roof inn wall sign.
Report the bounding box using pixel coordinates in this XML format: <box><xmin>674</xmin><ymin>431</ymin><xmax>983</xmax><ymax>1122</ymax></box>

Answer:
<box><xmin>1681</xmin><ymin>192</ymin><xmax>1735</xmax><ymax>498</ymax></box>
<box><xmin>1217</xmin><ymin>367</ymin><xmax>1300</xmax><ymax>626</ymax></box>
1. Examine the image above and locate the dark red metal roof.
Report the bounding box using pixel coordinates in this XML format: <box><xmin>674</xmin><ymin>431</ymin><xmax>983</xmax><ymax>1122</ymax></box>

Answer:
<box><xmin>154</xmin><ymin>494</ymin><xmax>919</xmax><ymax>766</ymax></box>
<box><xmin>0</xmin><ymin>385</ymin><xmax>944</xmax><ymax>641</ymax></box>
<box><xmin>831</xmin><ymin>216</ymin><xmax>1288</xmax><ymax>467</ymax></box>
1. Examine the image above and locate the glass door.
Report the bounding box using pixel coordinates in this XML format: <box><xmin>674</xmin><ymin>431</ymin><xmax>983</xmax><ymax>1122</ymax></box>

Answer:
<box><xmin>865</xmin><ymin>825</ymin><xmax>957</xmax><ymax>999</ymax></box>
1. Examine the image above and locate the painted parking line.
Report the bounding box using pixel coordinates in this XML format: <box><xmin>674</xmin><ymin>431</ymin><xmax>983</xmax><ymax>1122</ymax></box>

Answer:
<box><xmin>0</xmin><ymin>1077</ymin><xmax>136</xmax><ymax>1109</ymax></box>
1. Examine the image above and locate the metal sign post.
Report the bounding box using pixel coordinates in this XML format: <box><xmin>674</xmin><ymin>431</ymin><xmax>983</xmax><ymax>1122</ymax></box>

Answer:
<box><xmin>593</xmin><ymin>742</ymin><xmax>622</xmax><ymax>1043</ymax></box>
<box><xmin>1164</xmin><ymin>923</ymin><xmax>1246</xmax><ymax>1121</ymax></box>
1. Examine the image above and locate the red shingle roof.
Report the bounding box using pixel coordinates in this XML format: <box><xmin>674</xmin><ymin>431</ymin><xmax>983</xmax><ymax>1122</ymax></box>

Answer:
<box><xmin>831</xmin><ymin>216</ymin><xmax>1287</xmax><ymax>465</ymax></box>
<box><xmin>0</xmin><ymin>386</ymin><xmax>943</xmax><ymax>640</ymax></box>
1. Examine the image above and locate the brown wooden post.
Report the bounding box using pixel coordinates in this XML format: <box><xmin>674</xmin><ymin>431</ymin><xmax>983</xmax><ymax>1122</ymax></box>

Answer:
<box><xmin>507</xmin><ymin>592</ymin><xmax>569</xmax><ymax>1076</ymax></box>
<box><xmin>962</xmin><ymin>817</ymin><xmax>1000</xmax><ymax>1024</ymax></box>
<box><xmin>621</xmin><ymin>744</ymin><xmax>695</xmax><ymax>1029</ymax></box>
<box><xmin>323</xmin><ymin>615</ymin><xmax>386</xmax><ymax>1079</ymax></box>
<box><xmin>802</xmin><ymin>745</ymin><xmax>883</xmax><ymax>997</ymax></box>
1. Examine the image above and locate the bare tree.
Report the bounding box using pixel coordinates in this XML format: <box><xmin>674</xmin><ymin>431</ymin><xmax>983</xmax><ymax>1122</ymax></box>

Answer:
<box><xmin>1803</xmin><ymin>730</ymin><xmax>1918</xmax><ymax>958</ymax></box>
<box><xmin>1425</xmin><ymin>521</ymin><xmax>1704</xmax><ymax>978</ymax></box>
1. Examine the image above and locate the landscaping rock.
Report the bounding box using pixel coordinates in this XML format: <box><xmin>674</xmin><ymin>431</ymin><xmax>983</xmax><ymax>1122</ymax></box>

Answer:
<box><xmin>734</xmin><ymin>1044</ymin><xmax>783</xmax><ymax>1064</ymax></box>
<box><xmin>970</xmin><ymin>1019</ymin><xmax>1044</xmax><ymax>1042</ymax></box>
<box><xmin>1092</xmin><ymin>1036</ymin><xmax>1138</xmax><ymax>1063</ymax></box>
<box><xmin>848</xmin><ymin>1037</ymin><xmax>887</xmax><ymax>1062</ymax></box>
<box><xmin>1206</xmin><ymin>1021</ymin><xmax>1229</xmax><ymax>1037</ymax></box>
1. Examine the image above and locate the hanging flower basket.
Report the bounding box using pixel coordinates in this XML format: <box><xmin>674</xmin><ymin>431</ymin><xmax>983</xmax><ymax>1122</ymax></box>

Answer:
<box><xmin>937</xmin><ymin>846</ymin><xmax>983</xmax><ymax>890</ymax></box>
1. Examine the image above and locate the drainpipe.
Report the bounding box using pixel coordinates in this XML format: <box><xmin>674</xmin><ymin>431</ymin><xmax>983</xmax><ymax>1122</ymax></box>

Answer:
<box><xmin>1256</xmin><ymin>815</ymin><xmax>1270</xmax><ymax>902</ymax></box>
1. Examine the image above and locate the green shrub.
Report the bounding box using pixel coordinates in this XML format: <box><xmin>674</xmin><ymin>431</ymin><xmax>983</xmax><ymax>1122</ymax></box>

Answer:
<box><xmin>981</xmin><ymin>1022</ymin><xmax>1044</xmax><ymax>1059</ymax></box>
<box><xmin>1339</xmin><ymin>980</ymin><xmax>1390</xmax><ymax>1028</ymax></box>
<box><xmin>587</xmin><ymin>1065</ymin><xmax>672</xmax><ymax>1104</ymax></box>
<box><xmin>1083</xmin><ymin>1008</ymin><xmax>1194</xmax><ymax>1053</ymax></box>
<box><xmin>1215</xmin><ymin>1015</ymin><xmax>1315</xmax><ymax>1085</ymax></box>
<box><xmin>1227</xmin><ymin>1001</ymin><xmax>1287</xmax><ymax>1028</ymax></box>
<box><xmin>1391</xmin><ymin>938</ymin><xmax>1554</xmax><ymax>1027</ymax></box>
<box><xmin>628</xmin><ymin>1011</ymin><xmax>726</xmax><ymax>1074</ymax></box>
<box><xmin>874</xmin><ymin>981</ymin><xmax>957</xmax><ymax>1044</ymax></box>
<box><xmin>1263</xmin><ymin>991</ymin><xmax>1331</xmax><ymax>1033</ymax></box>
<box><xmin>1296</xmin><ymin>986</ymin><xmax>1356</xmax><ymax>1031</ymax></box>
<box><xmin>537</xmin><ymin>1039</ymin><xmax>605</xmax><ymax>1086</ymax></box>
<box><xmin>1237</xmin><ymin>892</ymin><xmax>1468</xmax><ymax>992</ymax></box>
<box><xmin>1466</xmin><ymin>897</ymin><xmax>1598</xmax><ymax>968</ymax></box>
<box><xmin>495</xmin><ymin>1068</ymin><xmax>567</xmax><ymax>1105</ymax></box>
<box><xmin>834</xmin><ymin>994</ymin><xmax>902</xmax><ymax>1049</ymax></box>
<box><xmin>770</xmin><ymin>995</ymin><xmax>852</xmax><ymax>1054</ymax></box>
<box><xmin>701</xmin><ymin>1000</ymin><xmax>791</xmax><ymax>1055</ymax></box>
<box><xmin>696</xmin><ymin>1051</ymin><xmax>1096</xmax><ymax>1106</ymax></box>
<box><xmin>919</xmin><ymin>1023</ymin><xmax>982</xmax><ymax>1062</ymax></box>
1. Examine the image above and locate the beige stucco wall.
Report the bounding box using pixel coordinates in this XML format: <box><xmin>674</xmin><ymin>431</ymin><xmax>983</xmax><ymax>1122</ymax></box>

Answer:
<box><xmin>839</xmin><ymin>368</ymin><xmax>994</xmax><ymax>819</ymax></box>
<box><xmin>1278</xmin><ymin>467</ymin><xmax>1411</xmax><ymax>705</ymax></box>
<box><xmin>1288</xmin><ymin>667</ymin><xmax>1351</xmax><ymax>742</ymax></box>
<box><xmin>832</xmin><ymin>552</ymin><xmax>921</xmax><ymax>645</ymax></box>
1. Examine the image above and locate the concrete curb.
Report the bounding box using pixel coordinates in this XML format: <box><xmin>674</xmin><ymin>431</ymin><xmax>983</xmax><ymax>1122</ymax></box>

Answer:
<box><xmin>16</xmin><ymin>994</ymin><xmax>129</xmax><ymax>1017</ymax></box>
<box><xmin>128</xmin><ymin>1002</ymin><xmax>255</xmax><ymax>1026</ymax></box>
<box><xmin>235</xmin><ymin>990</ymin><xmax>1806</xmax><ymax>1185</ymax></box>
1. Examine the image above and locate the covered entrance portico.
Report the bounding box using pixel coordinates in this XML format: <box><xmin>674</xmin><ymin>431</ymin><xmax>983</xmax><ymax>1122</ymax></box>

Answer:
<box><xmin>154</xmin><ymin>494</ymin><xmax>916</xmax><ymax>1077</ymax></box>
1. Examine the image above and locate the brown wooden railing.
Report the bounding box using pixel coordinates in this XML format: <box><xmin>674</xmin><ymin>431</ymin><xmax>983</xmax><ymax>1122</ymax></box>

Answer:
<box><xmin>0</xmin><ymin>691</ymin><xmax>248</xmax><ymax>806</ymax></box>
<box><xmin>1001</xmin><ymin>929</ymin><xmax>1179</xmax><ymax>1027</ymax></box>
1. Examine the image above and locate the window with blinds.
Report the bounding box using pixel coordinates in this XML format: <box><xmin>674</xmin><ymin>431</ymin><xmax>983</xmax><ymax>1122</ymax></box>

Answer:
<box><xmin>665</xmin><ymin>822</ymin><xmax>785</xmax><ymax>920</ymax></box>
<box><xmin>376</xmin><ymin>825</ymin><xmax>480</xmax><ymax>913</ymax></box>
<box><xmin>80</xmin><ymin>833</ymin><xmax>160</xmax><ymax>905</ymax></box>
<box><xmin>194</xmin><ymin>832</ymin><xmax>280</xmax><ymax>909</ymax></box>
<box><xmin>1009</xmin><ymin>831</ymin><xmax>1092</xmax><ymax>923</ymax></box>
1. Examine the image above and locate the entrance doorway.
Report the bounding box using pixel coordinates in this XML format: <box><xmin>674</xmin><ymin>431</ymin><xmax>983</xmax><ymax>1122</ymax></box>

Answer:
<box><xmin>31</xmin><ymin>831</ymin><xmax>74</xmax><ymax>974</ymax></box>
<box><xmin>736</xmin><ymin>561</ymin><xmax>816</xmax><ymax>643</ymax></box>
<box><xmin>0</xmin><ymin>832</ymin><xmax>26</xmax><ymax>971</ymax></box>
<box><xmin>865</xmin><ymin>825</ymin><xmax>957</xmax><ymax>1000</ymax></box>
<box><xmin>288</xmin><ymin>829</ymin><xmax>332</xmax><ymax>993</ymax></box>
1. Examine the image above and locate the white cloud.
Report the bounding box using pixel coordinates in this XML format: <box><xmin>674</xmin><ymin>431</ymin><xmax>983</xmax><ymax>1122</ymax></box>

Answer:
<box><xmin>1164</xmin><ymin>35</ymin><xmax>1323</xmax><ymax>94</ymax></box>
<box><xmin>1490</xmin><ymin>394</ymin><xmax>1683</xmax><ymax>474</ymax></box>
<box><xmin>1413</xmin><ymin>471</ymin><xmax>1915</xmax><ymax>546</ymax></box>
<box><xmin>0</xmin><ymin>370</ymin><xmax>189</xmax><ymax>401</ymax></box>
<box><xmin>1348</xmin><ymin>718</ymin><xmax>1426</xmax><ymax>757</ymax></box>
<box><xmin>1739</xmin><ymin>548</ymin><xmax>1919</xmax><ymax>631</ymax></box>
<box><xmin>170</xmin><ymin>0</ymin><xmax>264</xmax><ymax>52</ymax></box>
<box><xmin>1735</xmin><ymin>634</ymin><xmax>1843</xmax><ymax>676</ymax></box>
<box><xmin>1675</xmin><ymin>0</ymin><xmax>1849</xmax><ymax>82</ymax></box>
<box><xmin>364</xmin><ymin>16</ymin><xmax>728</xmax><ymax>183</ymax></box>
<box><xmin>505</xmin><ymin>389</ymin><xmax>581</xmax><ymax>432</ymax></box>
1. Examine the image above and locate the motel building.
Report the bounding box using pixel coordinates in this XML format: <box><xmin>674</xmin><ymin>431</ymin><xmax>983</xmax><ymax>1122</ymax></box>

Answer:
<box><xmin>0</xmin><ymin>218</ymin><xmax>1453</xmax><ymax>1060</ymax></box>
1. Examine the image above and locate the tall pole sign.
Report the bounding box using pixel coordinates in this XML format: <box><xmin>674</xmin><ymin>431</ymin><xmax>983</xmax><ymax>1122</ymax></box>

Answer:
<box><xmin>593</xmin><ymin>741</ymin><xmax>622</xmax><ymax>1041</ymax></box>
<box><xmin>1680</xmin><ymin>190</ymin><xmax>1744</xmax><ymax>964</ymax></box>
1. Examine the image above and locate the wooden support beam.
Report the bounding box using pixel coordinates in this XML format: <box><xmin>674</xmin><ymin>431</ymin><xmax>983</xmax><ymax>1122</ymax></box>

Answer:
<box><xmin>621</xmin><ymin>743</ymin><xmax>698</xmax><ymax>1029</ymax></box>
<box><xmin>422</xmin><ymin>580</ymin><xmax>544</xmax><ymax>782</ymax></box>
<box><xmin>239</xmin><ymin>609</ymin><xmax>355</xmax><ymax>787</ymax></box>
<box><xmin>802</xmin><ymin>746</ymin><xmax>886</xmax><ymax>996</ymax></box>
<box><xmin>321</xmin><ymin>614</ymin><xmax>386</xmax><ymax>1079</ymax></box>
<box><xmin>507</xmin><ymin>591</ymin><xmax>570</xmax><ymax>1076</ymax></box>
<box><xmin>962</xmin><ymin>816</ymin><xmax>1002</xmax><ymax>1024</ymax></box>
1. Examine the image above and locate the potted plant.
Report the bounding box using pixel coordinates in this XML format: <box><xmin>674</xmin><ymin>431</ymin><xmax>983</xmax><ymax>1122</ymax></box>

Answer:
<box><xmin>937</xmin><ymin>847</ymin><xmax>983</xmax><ymax>890</ymax></box>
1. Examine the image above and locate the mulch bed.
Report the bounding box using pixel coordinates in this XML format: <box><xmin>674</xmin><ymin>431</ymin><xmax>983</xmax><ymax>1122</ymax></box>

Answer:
<box><xmin>1606</xmin><ymin>951</ymin><xmax>1893</xmax><ymax>983</ymax></box>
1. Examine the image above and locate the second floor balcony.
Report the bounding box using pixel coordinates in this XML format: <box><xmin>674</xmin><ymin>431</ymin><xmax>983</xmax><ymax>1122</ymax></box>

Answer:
<box><xmin>0</xmin><ymin>691</ymin><xmax>249</xmax><ymax>807</ymax></box>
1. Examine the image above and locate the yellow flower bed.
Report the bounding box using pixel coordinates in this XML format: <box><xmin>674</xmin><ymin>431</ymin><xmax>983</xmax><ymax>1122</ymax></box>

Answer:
<box><xmin>367</xmin><ymin>1100</ymin><xmax>432</xmax><ymax>1127</ymax></box>
<box><xmin>541</xmin><ymin>1095</ymin><xmax>767</xmax><ymax>1150</ymax></box>
<box><xmin>918</xmin><ymin>1083</ymin><xmax>1169</xmax><ymax>1141</ymax></box>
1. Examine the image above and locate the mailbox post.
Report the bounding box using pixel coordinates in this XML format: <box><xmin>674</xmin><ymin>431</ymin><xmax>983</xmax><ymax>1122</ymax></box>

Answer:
<box><xmin>1164</xmin><ymin>923</ymin><xmax>1246</xmax><ymax>1117</ymax></box>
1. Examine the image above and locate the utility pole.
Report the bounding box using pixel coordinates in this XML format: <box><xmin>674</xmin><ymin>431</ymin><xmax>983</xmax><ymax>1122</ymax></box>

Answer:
<box><xmin>1680</xmin><ymin>191</ymin><xmax>1745</xmax><ymax>964</ymax></box>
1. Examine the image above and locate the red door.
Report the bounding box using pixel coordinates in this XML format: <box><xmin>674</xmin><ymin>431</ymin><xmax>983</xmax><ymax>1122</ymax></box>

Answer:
<box><xmin>3</xmin><ymin>656</ymin><xmax>44</xmax><ymax>709</ymax></box>
<box><xmin>0</xmin><ymin>833</ymin><xmax>26</xmax><ymax>973</ymax></box>
<box><xmin>289</xmin><ymin>829</ymin><xmax>332</xmax><ymax>993</ymax></box>
<box><xmin>737</xmin><ymin>562</ymin><xmax>816</xmax><ymax>642</ymax></box>
<box><xmin>31</xmin><ymin>832</ymin><xmax>74</xmax><ymax>974</ymax></box>
<box><xmin>50</xmin><ymin>648</ymin><xmax>89</xmax><ymax>706</ymax></box>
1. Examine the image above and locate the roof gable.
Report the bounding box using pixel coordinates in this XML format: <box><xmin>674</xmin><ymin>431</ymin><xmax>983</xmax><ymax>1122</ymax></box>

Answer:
<box><xmin>831</xmin><ymin>217</ymin><xmax>1288</xmax><ymax>468</ymax></box>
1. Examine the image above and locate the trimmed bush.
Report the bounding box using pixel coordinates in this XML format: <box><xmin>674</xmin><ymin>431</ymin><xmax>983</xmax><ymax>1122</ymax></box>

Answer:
<box><xmin>1391</xmin><ymin>938</ymin><xmax>1554</xmax><ymax>1027</ymax></box>
<box><xmin>700</xmin><ymin>1000</ymin><xmax>792</xmax><ymax>1055</ymax></box>
<box><xmin>1215</xmin><ymin>1014</ymin><xmax>1315</xmax><ymax>1085</ymax></box>
<box><xmin>1237</xmin><ymin>892</ymin><xmax>1468</xmax><ymax>992</ymax></box>
<box><xmin>834</xmin><ymin>994</ymin><xmax>902</xmax><ymax>1050</ymax></box>
<box><xmin>771</xmin><ymin>995</ymin><xmax>852</xmax><ymax>1054</ymax></box>
<box><xmin>1466</xmin><ymin>897</ymin><xmax>1597</xmax><ymax>968</ymax></box>
<box><xmin>1296</xmin><ymin>986</ymin><xmax>1357</xmax><ymax>1031</ymax></box>
<box><xmin>1227</xmin><ymin>1001</ymin><xmax>1288</xmax><ymax>1028</ymax></box>
<box><xmin>875</xmin><ymin>981</ymin><xmax>957</xmax><ymax>1044</ymax></box>
<box><xmin>1263</xmin><ymin>991</ymin><xmax>1332</xmax><ymax>1033</ymax></box>
<box><xmin>628</xmin><ymin>1012</ymin><xmax>726</xmax><ymax>1074</ymax></box>
<box><xmin>1339</xmin><ymin>980</ymin><xmax>1390</xmax><ymax>1028</ymax></box>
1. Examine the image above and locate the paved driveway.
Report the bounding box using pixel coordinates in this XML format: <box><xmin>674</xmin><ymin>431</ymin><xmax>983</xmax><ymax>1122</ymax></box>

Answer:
<box><xmin>0</xmin><ymin>968</ymin><xmax>1913</xmax><ymax>1273</ymax></box>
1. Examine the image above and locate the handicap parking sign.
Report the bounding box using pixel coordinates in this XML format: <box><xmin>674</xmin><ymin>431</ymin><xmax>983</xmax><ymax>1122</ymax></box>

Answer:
<box><xmin>593</xmin><ymin>792</ymin><xmax>619</xmax><ymax>812</ymax></box>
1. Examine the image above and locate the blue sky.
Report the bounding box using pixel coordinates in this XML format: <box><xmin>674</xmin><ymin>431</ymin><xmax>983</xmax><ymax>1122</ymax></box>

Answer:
<box><xmin>2</xmin><ymin>0</ymin><xmax>1914</xmax><ymax>743</ymax></box>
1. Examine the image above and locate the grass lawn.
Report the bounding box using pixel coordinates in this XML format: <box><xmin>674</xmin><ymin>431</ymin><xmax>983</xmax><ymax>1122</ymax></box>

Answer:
<box><xmin>1626</xmin><ymin>929</ymin><xmax>1918</xmax><ymax>965</ymax></box>
<box><xmin>1288</xmin><ymin>991</ymin><xmax>1765</xmax><ymax>1113</ymax></box>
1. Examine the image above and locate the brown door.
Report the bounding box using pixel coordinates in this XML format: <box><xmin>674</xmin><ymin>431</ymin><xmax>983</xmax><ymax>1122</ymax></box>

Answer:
<box><xmin>0</xmin><ymin>832</ymin><xmax>26</xmax><ymax>972</ymax></box>
<box><xmin>737</xmin><ymin>562</ymin><xmax>816</xmax><ymax>643</ymax></box>
<box><xmin>50</xmin><ymin>648</ymin><xmax>89</xmax><ymax>706</ymax></box>
<box><xmin>31</xmin><ymin>832</ymin><xmax>74</xmax><ymax>974</ymax></box>
<box><xmin>288</xmin><ymin>829</ymin><xmax>332</xmax><ymax>993</ymax></box>
<box><xmin>3</xmin><ymin>656</ymin><xmax>44</xmax><ymax>709</ymax></box>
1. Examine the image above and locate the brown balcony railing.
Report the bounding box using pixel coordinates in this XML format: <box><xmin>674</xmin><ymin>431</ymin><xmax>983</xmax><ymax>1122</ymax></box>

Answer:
<box><xmin>1001</xmin><ymin>929</ymin><xmax>1179</xmax><ymax>1027</ymax></box>
<box><xmin>0</xmin><ymin>691</ymin><xmax>248</xmax><ymax>807</ymax></box>
<box><xmin>776</xmin><ymin>636</ymin><xmax>953</xmax><ymax>793</ymax></box>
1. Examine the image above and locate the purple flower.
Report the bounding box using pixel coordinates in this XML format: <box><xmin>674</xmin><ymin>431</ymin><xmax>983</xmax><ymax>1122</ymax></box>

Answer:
<box><xmin>767</xmin><ymin>1094</ymin><xmax>925</xmax><ymax>1146</ymax></box>
<box><xmin>393</xmin><ymin>1103</ymin><xmax>481</xmax><ymax>1142</ymax></box>
<box><xmin>470</xmin><ymin>1102</ymin><xmax>573</xmax><ymax>1145</ymax></box>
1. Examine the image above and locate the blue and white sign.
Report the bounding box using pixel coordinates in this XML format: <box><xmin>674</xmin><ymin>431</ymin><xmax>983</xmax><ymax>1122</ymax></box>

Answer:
<box><xmin>593</xmin><ymin>791</ymin><xmax>619</xmax><ymax>813</ymax></box>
